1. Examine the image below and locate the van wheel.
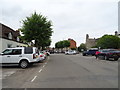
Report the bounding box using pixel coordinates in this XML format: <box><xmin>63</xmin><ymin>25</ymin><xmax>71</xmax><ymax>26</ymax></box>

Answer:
<box><xmin>19</xmin><ymin>60</ymin><xmax>29</xmax><ymax>69</ymax></box>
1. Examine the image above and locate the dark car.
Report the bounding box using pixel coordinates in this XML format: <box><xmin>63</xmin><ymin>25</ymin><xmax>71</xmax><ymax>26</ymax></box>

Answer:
<box><xmin>97</xmin><ymin>49</ymin><xmax>120</xmax><ymax>61</ymax></box>
<box><xmin>83</xmin><ymin>49</ymin><xmax>98</xmax><ymax>56</ymax></box>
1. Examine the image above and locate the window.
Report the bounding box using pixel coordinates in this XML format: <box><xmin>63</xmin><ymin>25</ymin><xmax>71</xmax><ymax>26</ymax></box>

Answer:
<box><xmin>2</xmin><ymin>49</ymin><xmax>13</xmax><ymax>55</ymax></box>
<box><xmin>12</xmin><ymin>49</ymin><xmax>22</xmax><ymax>55</ymax></box>
<box><xmin>2</xmin><ymin>49</ymin><xmax>22</xmax><ymax>55</ymax></box>
<box><xmin>17</xmin><ymin>37</ymin><xmax>20</xmax><ymax>42</ymax></box>
<box><xmin>24</xmin><ymin>47</ymin><xmax>33</xmax><ymax>54</ymax></box>
<box><xmin>8</xmin><ymin>32</ymin><xmax>12</xmax><ymax>39</ymax></box>
<box><xmin>7</xmin><ymin>44</ymin><xmax>12</xmax><ymax>48</ymax></box>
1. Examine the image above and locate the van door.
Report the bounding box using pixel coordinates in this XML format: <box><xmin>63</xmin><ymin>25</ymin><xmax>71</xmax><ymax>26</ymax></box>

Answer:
<box><xmin>2</xmin><ymin>49</ymin><xmax>13</xmax><ymax>63</ymax></box>
<box><xmin>10</xmin><ymin>49</ymin><xmax>22</xmax><ymax>63</ymax></box>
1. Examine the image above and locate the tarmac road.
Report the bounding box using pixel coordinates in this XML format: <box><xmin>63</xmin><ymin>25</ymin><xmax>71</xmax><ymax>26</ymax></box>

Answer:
<box><xmin>1</xmin><ymin>54</ymin><xmax>118</xmax><ymax>88</ymax></box>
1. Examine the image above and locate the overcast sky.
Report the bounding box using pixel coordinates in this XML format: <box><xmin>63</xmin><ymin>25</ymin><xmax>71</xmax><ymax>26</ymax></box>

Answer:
<box><xmin>0</xmin><ymin>0</ymin><xmax>119</xmax><ymax>47</ymax></box>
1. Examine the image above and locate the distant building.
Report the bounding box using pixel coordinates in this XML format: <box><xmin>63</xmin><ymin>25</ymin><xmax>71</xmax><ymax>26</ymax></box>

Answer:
<box><xmin>85</xmin><ymin>34</ymin><xmax>99</xmax><ymax>49</ymax></box>
<box><xmin>86</xmin><ymin>31</ymin><xmax>120</xmax><ymax>49</ymax></box>
<box><xmin>0</xmin><ymin>23</ymin><xmax>28</xmax><ymax>52</ymax></box>
<box><xmin>68</xmin><ymin>38</ymin><xmax>77</xmax><ymax>49</ymax></box>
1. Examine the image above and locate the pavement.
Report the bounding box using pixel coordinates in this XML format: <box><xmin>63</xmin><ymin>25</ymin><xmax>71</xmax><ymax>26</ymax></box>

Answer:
<box><xmin>0</xmin><ymin>54</ymin><xmax>119</xmax><ymax>88</ymax></box>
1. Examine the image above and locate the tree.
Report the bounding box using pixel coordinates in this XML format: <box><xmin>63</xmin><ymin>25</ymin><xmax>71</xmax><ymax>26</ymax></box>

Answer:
<box><xmin>42</xmin><ymin>39</ymin><xmax>51</xmax><ymax>50</ymax></box>
<box><xmin>55</xmin><ymin>42</ymin><xmax>58</xmax><ymax>48</ymax></box>
<box><xmin>63</xmin><ymin>40</ymin><xmax>70</xmax><ymax>48</ymax></box>
<box><xmin>71</xmin><ymin>47</ymin><xmax>76</xmax><ymax>50</ymax></box>
<box><xmin>20</xmin><ymin>12</ymin><xmax>53</xmax><ymax>49</ymax></box>
<box><xmin>55</xmin><ymin>40</ymin><xmax>70</xmax><ymax>49</ymax></box>
<box><xmin>78</xmin><ymin>43</ymin><xmax>87</xmax><ymax>52</ymax></box>
<box><xmin>97</xmin><ymin>35</ymin><xmax>120</xmax><ymax>49</ymax></box>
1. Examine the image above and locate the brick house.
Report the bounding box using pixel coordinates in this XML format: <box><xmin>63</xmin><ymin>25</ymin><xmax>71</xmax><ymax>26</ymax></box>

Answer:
<box><xmin>68</xmin><ymin>38</ymin><xmax>77</xmax><ymax>49</ymax></box>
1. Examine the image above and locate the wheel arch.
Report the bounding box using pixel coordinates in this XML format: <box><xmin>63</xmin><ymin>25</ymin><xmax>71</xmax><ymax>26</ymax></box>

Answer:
<box><xmin>19</xmin><ymin>59</ymin><xmax>29</xmax><ymax>64</ymax></box>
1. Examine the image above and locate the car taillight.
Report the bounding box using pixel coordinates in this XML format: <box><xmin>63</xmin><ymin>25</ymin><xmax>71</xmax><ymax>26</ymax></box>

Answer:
<box><xmin>109</xmin><ymin>53</ymin><xmax>113</xmax><ymax>55</ymax></box>
<box><xmin>40</xmin><ymin>55</ymin><xmax>43</xmax><ymax>57</ymax></box>
<box><xmin>95</xmin><ymin>51</ymin><xmax>100</xmax><ymax>55</ymax></box>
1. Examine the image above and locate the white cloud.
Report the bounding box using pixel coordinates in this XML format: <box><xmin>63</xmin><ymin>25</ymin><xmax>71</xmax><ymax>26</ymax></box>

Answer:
<box><xmin>0</xmin><ymin>0</ymin><xmax>118</xmax><ymax>47</ymax></box>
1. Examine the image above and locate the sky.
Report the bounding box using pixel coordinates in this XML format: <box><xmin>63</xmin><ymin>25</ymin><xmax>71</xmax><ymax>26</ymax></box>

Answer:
<box><xmin>0</xmin><ymin>0</ymin><xmax>119</xmax><ymax>47</ymax></box>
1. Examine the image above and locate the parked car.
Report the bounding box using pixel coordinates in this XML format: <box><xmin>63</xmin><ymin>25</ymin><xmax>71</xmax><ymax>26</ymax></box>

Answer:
<box><xmin>49</xmin><ymin>50</ymin><xmax>54</xmax><ymax>54</ymax></box>
<box><xmin>97</xmin><ymin>49</ymin><xmax>120</xmax><ymax>61</ymax></box>
<box><xmin>65</xmin><ymin>50</ymin><xmax>76</xmax><ymax>55</ymax></box>
<box><xmin>38</xmin><ymin>51</ymin><xmax>46</xmax><ymax>62</ymax></box>
<box><xmin>45</xmin><ymin>51</ymin><xmax>50</xmax><ymax>56</ymax></box>
<box><xmin>72</xmin><ymin>50</ymin><xmax>79</xmax><ymax>54</ymax></box>
<box><xmin>83</xmin><ymin>49</ymin><xmax>98</xmax><ymax>56</ymax></box>
<box><xmin>0</xmin><ymin>47</ymin><xmax>40</xmax><ymax>68</ymax></box>
<box><xmin>95</xmin><ymin>50</ymin><xmax>101</xmax><ymax>59</ymax></box>
<box><xmin>42</xmin><ymin>51</ymin><xmax>50</xmax><ymax>56</ymax></box>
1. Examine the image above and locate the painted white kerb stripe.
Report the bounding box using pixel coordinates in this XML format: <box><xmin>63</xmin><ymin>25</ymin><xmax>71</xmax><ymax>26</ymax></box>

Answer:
<box><xmin>31</xmin><ymin>76</ymin><xmax>37</xmax><ymax>82</ymax></box>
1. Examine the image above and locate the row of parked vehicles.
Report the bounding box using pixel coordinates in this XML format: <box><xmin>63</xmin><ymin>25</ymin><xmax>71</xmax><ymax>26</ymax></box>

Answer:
<box><xmin>65</xmin><ymin>50</ymin><xmax>79</xmax><ymax>55</ymax></box>
<box><xmin>0</xmin><ymin>47</ymin><xmax>50</xmax><ymax>69</ymax></box>
<box><xmin>82</xmin><ymin>49</ymin><xmax>120</xmax><ymax>61</ymax></box>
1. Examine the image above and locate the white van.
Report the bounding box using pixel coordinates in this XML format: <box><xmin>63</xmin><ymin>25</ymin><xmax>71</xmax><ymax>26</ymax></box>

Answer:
<box><xmin>0</xmin><ymin>47</ymin><xmax>40</xmax><ymax>68</ymax></box>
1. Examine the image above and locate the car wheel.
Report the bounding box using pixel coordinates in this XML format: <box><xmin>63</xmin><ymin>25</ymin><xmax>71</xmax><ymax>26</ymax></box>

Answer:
<box><xmin>83</xmin><ymin>54</ymin><xmax>86</xmax><ymax>56</ymax></box>
<box><xmin>104</xmin><ymin>56</ymin><xmax>109</xmax><ymax>60</ymax></box>
<box><xmin>114</xmin><ymin>57</ymin><xmax>119</xmax><ymax>61</ymax></box>
<box><xmin>19</xmin><ymin>60</ymin><xmax>29</xmax><ymax>69</ymax></box>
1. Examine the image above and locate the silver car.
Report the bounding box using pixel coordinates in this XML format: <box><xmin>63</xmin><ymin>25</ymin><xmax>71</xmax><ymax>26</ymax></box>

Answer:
<box><xmin>65</xmin><ymin>50</ymin><xmax>76</xmax><ymax>55</ymax></box>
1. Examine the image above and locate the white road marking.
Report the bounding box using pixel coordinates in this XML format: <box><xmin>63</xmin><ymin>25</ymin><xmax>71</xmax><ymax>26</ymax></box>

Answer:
<box><xmin>2</xmin><ymin>71</ymin><xmax>15</xmax><ymax>79</ymax></box>
<box><xmin>39</xmin><ymin>69</ymin><xmax>42</xmax><ymax>73</ymax></box>
<box><xmin>31</xmin><ymin>76</ymin><xmax>37</xmax><ymax>82</ymax></box>
<box><xmin>42</xmin><ymin>65</ymin><xmax>45</xmax><ymax>68</ymax></box>
<box><xmin>31</xmin><ymin>57</ymin><xmax>49</xmax><ymax>82</ymax></box>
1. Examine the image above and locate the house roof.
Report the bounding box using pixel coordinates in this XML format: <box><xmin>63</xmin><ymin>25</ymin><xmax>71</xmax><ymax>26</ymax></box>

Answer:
<box><xmin>0</xmin><ymin>23</ymin><xmax>20</xmax><ymax>41</ymax></box>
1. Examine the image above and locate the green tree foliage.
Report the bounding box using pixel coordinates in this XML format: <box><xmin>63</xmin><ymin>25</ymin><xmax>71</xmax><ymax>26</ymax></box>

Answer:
<box><xmin>97</xmin><ymin>35</ymin><xmax>120</xmax><ymax>49</ymax></box>
<box><xmin>71</xmin><ymin>47</ymin><xmax>76</xmax><ymax>50</ymax></box>
<box><xmin>63</xmin><ymin>40</ymin><xmax>70</xmax><ymax>48</ymax></box>
<box><xmin>78</xmin><ymin>43</ymin><xmax>87</xmax><ymax>52</ymax></box>
<box><xmin>55</xmin><ymin>40</ymin><xmax>70</xmax><ymax>48</ymax></box>
<box><xmin>20</xmin><ymin>12</ymin><xmax>53</xmax><ymax>49</ymax></box>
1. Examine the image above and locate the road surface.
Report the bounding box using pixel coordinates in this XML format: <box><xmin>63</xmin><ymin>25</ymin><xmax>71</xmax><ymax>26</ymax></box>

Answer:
<box><xmin>1</xmin><ymin>54</ymin><xmax>118</xmax><ymax>88</ymax></box>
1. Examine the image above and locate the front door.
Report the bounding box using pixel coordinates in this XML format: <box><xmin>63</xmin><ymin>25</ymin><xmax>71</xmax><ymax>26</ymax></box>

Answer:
<box><xmin>2</xmin><ymin>49</ymin><xmax>13</xmax><ymax>63</ymax></box>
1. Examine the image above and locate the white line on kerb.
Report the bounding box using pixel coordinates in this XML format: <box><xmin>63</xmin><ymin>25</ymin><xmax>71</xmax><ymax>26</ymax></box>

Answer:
<box><xmin>39</xmin><ymin>69</ymin><xmax>42</xmax><ymax>72</ymax></box>
<box><xmin>31</xmin><ymin>76</ymin><xmax>37</xmax><ymax>82</ymax></box>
